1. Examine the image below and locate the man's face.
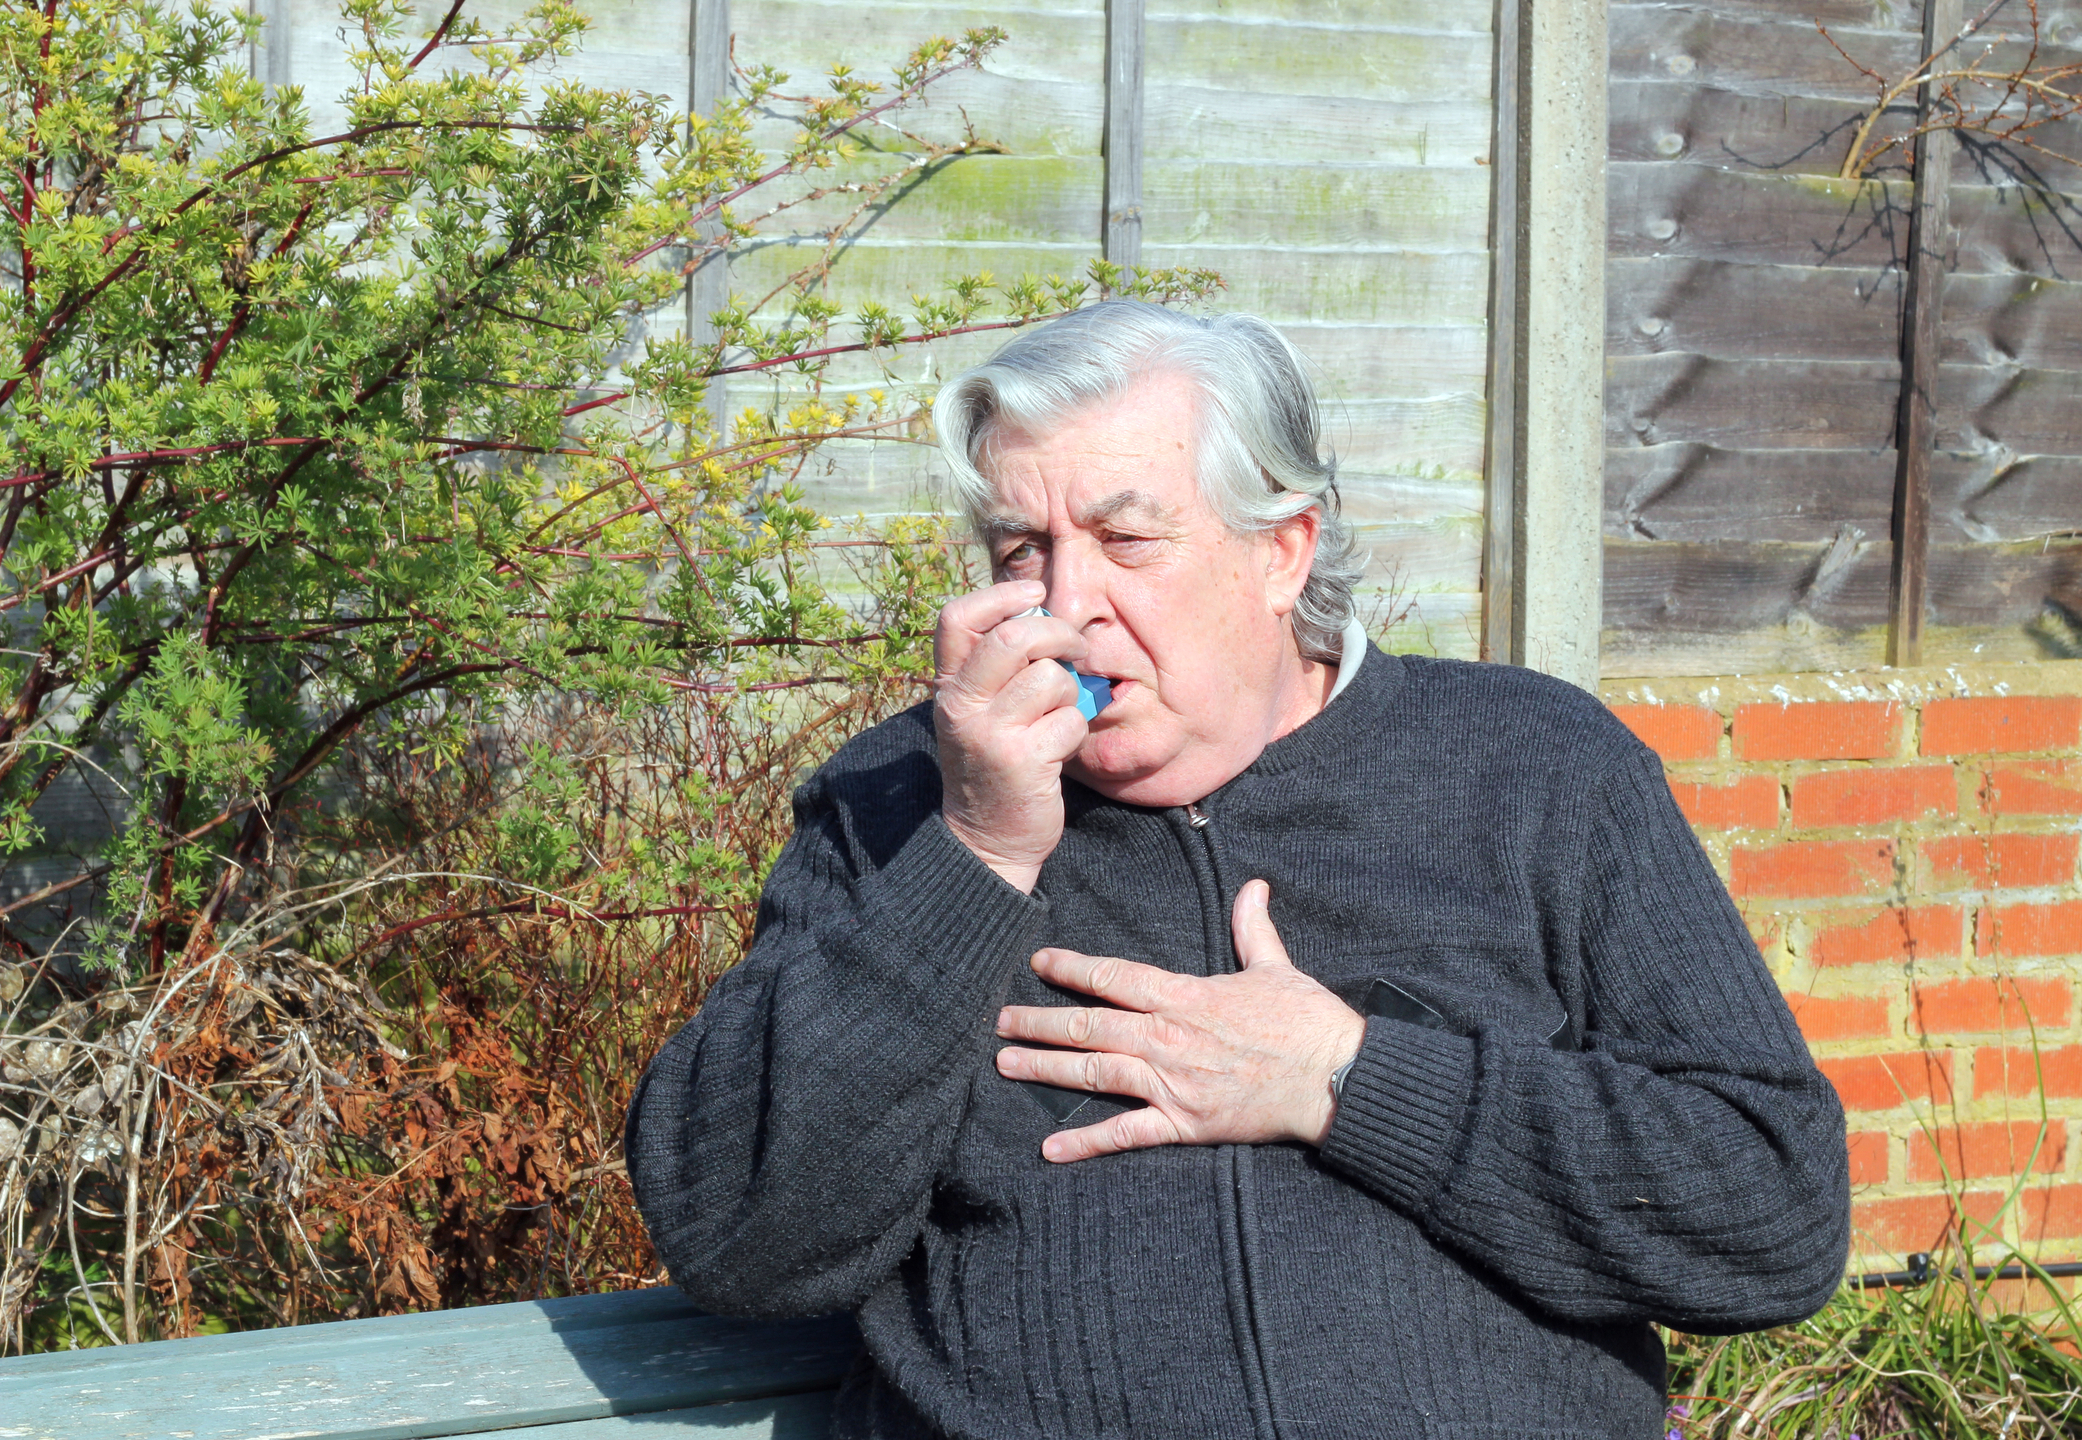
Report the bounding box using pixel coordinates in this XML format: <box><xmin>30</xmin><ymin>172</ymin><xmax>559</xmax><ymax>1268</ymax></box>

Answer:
<box><xmin>978</xmin><ymin>371</ymin><xmax>1322</xmax><ymax>807</ymax></box>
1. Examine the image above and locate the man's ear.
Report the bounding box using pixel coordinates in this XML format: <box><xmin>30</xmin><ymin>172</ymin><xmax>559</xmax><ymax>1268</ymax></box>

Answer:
<box><xmin>1263</xmin><ymin>504</ymin><xmax>1321</xmax><ymax>620</ymax></box>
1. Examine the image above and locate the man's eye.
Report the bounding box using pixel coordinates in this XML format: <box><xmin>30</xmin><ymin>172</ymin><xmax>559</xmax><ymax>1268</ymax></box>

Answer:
<box><xmin>1001</xmin><ymin>542</ymin><xmax>1038</xmax><ymax>567</ymax></box>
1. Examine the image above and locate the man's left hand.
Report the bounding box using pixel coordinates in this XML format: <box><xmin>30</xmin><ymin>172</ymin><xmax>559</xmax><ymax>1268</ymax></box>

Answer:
<box><xmin>994</xmin><ymin>879</ymin><xmax>1366</xmax><ymax>1162</ymax></box>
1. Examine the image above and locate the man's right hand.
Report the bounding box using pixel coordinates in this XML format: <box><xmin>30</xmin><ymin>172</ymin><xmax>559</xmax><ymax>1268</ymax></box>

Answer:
<box><xmin>934</xmin><ymin>580</ymin><xmax>1089</xmax><ymax>893</ymax></box>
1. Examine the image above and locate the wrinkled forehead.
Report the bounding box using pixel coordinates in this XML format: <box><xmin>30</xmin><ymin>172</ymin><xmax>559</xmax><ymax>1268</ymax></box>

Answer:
<box><xmin>968</xmin><ymin>374</ymin><xmax>1205</xmax><ymax>537</ymax></box>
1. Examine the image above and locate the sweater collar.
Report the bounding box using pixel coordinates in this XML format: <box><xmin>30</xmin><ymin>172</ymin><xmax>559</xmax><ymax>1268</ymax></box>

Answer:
<box><xmin>1062</xmin><ymin>633</ymin><xmax>1406</xmax><ymax>820</ymax></box>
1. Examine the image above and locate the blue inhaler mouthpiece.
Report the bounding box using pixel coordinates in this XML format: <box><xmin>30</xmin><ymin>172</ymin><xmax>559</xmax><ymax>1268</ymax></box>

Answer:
<box><xmin>1073</xmin><ymin>671</ymin><xmax>1113</xmax><ymax>721</ymax></box>
<box><xmin>1016</xmin><ymin>607</ymin><xmax>1112</xmax><ymax>719</ymax></box>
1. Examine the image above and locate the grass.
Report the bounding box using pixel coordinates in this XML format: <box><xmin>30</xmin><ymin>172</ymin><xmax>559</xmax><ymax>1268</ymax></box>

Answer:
<box><xmin>1666</xmin><ymin>1245</ymin><xmax>2082</xmax><ymax>1438</ymax></box>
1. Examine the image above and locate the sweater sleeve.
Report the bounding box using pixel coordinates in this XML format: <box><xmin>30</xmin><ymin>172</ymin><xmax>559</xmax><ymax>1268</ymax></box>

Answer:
<box><xmin>623</xmin><ymin>762</ymin><xmax>1047</xmax><ymax>1318</ymax></box>
<box><xmin>1318</xmin><ymin>742</ymin><xmax>1851</xmax><ymax>1334</ymax></box>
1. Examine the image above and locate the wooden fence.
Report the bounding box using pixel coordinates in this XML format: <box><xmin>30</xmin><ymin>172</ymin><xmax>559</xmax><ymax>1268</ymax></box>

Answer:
<box><xmin>1605</xmin><ymin>0</ymin><xmax>2082</xmax><ymax>677</ymax></box>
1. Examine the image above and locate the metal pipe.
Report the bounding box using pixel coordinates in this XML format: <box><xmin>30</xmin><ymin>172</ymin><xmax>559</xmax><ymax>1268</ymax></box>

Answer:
<box><xmin>1849</xmin><ymin>1251</ymin><xmax>2082</xmax><ymax>1290</ymax></box>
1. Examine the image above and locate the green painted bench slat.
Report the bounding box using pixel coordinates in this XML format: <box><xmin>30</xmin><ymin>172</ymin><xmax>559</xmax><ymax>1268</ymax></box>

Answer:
<box><xmin>0</xmin><ymin>1289</ymin><xmax>858</xmax><ymax>1440</ymax></box>
<box><xmin>492</xmin><ymin>1393</ymin><xmax>834</xmax><ymax>1437</ymax></box>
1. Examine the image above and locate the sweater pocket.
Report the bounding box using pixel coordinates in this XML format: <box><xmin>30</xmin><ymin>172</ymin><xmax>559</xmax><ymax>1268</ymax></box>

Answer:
<box><xmin>1314</xmin><ymin>941</ymin><xmax>1578</xmax><ymax>1051</ymax></box>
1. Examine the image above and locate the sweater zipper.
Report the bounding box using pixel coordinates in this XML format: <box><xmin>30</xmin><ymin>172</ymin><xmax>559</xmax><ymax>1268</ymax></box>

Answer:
<box><xmin>1178</xmin><ymin>801</ymin><xmax>1281</xmax><ymax>1440</ymax></box>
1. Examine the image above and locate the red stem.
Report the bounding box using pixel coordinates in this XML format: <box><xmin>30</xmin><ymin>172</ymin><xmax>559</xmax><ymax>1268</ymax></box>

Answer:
<box><xmin>410</xmin><ymin>0</ymin><xmax>470</xmax><ymax>68</ymax></box>
<box><xmin>624</xmin><ymin>51</ymin><xmax>988</xmax><ymax>270</ymax></box>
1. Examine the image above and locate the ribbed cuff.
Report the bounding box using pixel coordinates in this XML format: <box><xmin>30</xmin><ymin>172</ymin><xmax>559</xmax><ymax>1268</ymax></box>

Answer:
<box><xmin>864</xmin><ymin>811</ymin><xmax>1049</xmax><ymax>986</ymax></box>
<box><xmin>1318</xmin><ymin>1017</ymin><xmax>1476</xmax><ymax>1215</ymax></box>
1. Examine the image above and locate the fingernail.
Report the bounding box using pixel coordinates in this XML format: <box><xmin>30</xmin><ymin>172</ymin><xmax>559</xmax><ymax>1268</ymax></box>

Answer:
<box><xmin>995</xmin><ymin>1009</ymin><xmax>1011</xmax><ymax>1034</ymax></box>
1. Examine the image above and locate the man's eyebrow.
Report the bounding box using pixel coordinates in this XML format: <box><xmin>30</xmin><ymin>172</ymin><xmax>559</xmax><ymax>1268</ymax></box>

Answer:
<box><xmin>1076</xmin><ymin>490</ymin><xmax>1174</xmax><ymax>529</ymax></box>
<box><xmin>978</xmin><ymin>490</ymin><xmax>1175</xmax><ymax>547</ymax></box>
<box><xmin>979</xmin><ymin>511</ymin><xmax>1037</xmax><ymax>547</ymax></box>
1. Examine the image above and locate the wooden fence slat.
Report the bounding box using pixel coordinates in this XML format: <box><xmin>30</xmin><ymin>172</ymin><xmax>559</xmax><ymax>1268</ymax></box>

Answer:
<box><xmin>1608</xmin><ymin>162</ymin><xmax>2082</xmax><ymax>277</ymax></box>
<box><xmin>1603</xmin><ymin>536</ymin><xmax>2082</xmax><ymax>634</ymax></box>
<box><xmin>1607</xmin><ymin>352</ymin><xmax>2082</xmax><ymax>461</ymax></box>
<box><xmin>1610</xmin><ymin>82</ymin><xmax>2082</xmax><ymax>176</ymax></box>
<box><xmin>1606</xmin><ymin>442</ymin><xmax>2082</xmax><ymax>545</ymax></box>
<box><xmin>1607</xmin><ymin>258</ymin><xmax>1902</xmax><ymax>362</ymax></box>
<box><xmin>687</xmin><ymin>0</ymin><xmax>731</xmax><ymax>429</ymax></box>
<box><xmin>1888</xmin><ymin>0</ymin><xmax>1962</xmax><ymax>666</ymax></box>
<box><xmin>755</xmin><ymin>156</ymin><xmax>1489</xmax><ymax>252</ymax></box>
<box><xmin>1145</xmin><ymin>18</ymin><xmax>1493</xmax><ymax>101</ymax></box>
<box><xmin>1482</xmin><ymin>0</ymin><xmax>1523</xmax><ymax>663</ymax></box>
<box><xmin>1103</xmin><ymin>0</ymin><xmax>1144</xmax><ymax>263</ymax></box>
<box><xmin>1612</xmin><ymin>259</ymin><xmax>2082</xmax><ymax>368</ymax></box>
<box><xmin>0</xmin><ymin>1291</ymin><xmax>858</xmax><ymax>1440</ymax></box>
<box><xmin>1609</xmin><ymin>5</ymin><xmax>1926</xmax><ymax>100</ymax></box>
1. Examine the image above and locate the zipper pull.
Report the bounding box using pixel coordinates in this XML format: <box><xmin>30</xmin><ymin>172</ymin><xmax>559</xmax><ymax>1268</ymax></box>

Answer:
<box><xmin>1184</xmin><ymin>802</ymin><xmax>1211</xmax><ymax>829</ymax></box>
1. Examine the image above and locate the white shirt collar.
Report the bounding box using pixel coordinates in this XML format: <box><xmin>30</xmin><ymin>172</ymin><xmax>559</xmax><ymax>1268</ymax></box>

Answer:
<box><xmin>1328</xmin><ymin>616</ymin><xmax>1369</xmax><ymax>704</ymax></box>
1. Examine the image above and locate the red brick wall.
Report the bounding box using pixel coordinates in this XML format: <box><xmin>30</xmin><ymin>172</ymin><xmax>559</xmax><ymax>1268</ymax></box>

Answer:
<box><xmin>1601</xmin><ymin>666</ymin><xmax>2082</xmax><ymax>1267</ymax></box>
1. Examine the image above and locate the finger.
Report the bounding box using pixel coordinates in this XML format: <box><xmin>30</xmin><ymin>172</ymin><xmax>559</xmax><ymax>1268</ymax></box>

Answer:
<box><xmin>947</xmin><ymin>614</ymin><xmax>1089</xmax><ymax>703</ymax></box>
<box><xmin>995</xmin><ymin>1044</ymin><xmax>1152</xmax><ymax>1099</ymax></box>
<box><xmin>1029</xmin><ymin>948</ymin><xmax>1178</xmax><ymax>1012</ymax></box>
<box><xmin>981</xmin><ymin>654</ymin><xmax>1085</xmax><ymax>728</ymax></box>
<box><xmin>1230</xmin><ymin>879</ymin><xmax>1294</xmax><ymax>971</ymax></box>
<box><xmin>934</xmin><ymin>580</ymin><xmax>1047</xmax><ymax>677</ymax></box>
<box><xmin>1041</xmin><ymin>1104</ymin><xmax>1187</xmax><ymax>1164</ymax></box>
<box><xmin>996</xmin><ymin>1002</ymin><xmax>1145</xmax><ymax>1052</ymax></box>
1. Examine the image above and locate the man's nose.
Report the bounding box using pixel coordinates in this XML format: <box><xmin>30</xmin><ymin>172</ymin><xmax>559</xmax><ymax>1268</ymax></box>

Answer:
<box><xmin>1042</xmin><ymin>539</ymin><xmax>1109</xmax><ymax>634</ymax></box>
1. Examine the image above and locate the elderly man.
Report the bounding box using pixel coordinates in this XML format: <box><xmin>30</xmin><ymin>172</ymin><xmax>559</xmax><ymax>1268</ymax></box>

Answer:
<box><xmin>626</xmin><ymin>301</ymin><xmax>1850</xmax><ymax>1440</ymax></box>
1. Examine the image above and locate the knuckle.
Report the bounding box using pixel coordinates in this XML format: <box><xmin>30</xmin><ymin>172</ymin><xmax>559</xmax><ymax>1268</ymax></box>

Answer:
<box><xmin>1080</xmin><ymin>1051</ymin><xmax>1107</xmax><ymax>1092</ymax></box>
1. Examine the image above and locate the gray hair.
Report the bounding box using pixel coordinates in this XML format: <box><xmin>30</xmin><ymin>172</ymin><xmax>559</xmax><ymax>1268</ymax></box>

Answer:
<box><xmin>932</xmin><ymin>300</ymin><xmax>1363</xmax><ymax>663</ymax></box>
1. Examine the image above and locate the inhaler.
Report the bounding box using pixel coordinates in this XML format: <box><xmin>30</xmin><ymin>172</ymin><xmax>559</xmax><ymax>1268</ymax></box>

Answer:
<box><xmin>1014</xmin><ymin>607</ymin><xmax>1113</xmax><ymax>721</ymax></box>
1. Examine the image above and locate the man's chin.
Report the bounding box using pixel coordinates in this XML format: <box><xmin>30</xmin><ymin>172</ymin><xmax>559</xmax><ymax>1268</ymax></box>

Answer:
<box><xmin>1066</xmin><ymin>737</ymin><xmax>1198</xmax><ymax>809</ymax></box>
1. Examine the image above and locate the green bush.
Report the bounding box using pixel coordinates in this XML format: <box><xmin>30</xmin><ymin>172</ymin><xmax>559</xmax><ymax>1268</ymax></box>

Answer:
<box><xmin>0</xmin><ymin>0</ymin><xmax>1215</xmax><ymax>1348</ymax></box>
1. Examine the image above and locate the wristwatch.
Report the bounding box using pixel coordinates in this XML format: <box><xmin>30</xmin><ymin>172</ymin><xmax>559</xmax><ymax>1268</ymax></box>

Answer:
<box><xmin>1329</xmin><ymin>1054</ymin><xmax>1358</xmax><ymax>1099</ymax></box>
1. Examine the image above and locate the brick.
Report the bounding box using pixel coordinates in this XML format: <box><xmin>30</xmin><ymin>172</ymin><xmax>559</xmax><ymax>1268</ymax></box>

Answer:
<box><xmin>1847</xmin><ymin>1130</ymin><xmax>1890</xmax><ymax>1185</ymax></box>
<box><xmin>1920</xmin><ymin>834</ymin><xmax>2079</xmax><ymax>893</ymax></box>
<box><xmin>1909</xmin><ymin>1120</ymin><xmax>2066</xmax><ymax>1181</ymax></box>
<box><xmin>1609</xmin><ymin>703</ymin><xmax>1721</xmax><ymax>762</ymax></box>
<box><xmin>1667</xmin><ymin>775</ymin><xmax>1779</xmax><ymax>830</ymax></box>
<box><xmin>1974</xmin><ymin>1046</ymin><xmax>2082</xmax><ymax>1100</ymax></box>
<box><xmin>1734</xmin><ymin>700</ymin><xmax>1903</xmax><ymax>762</ymax></box>
<box><xmin>1788</xmin><ymin>991</ymin><xmax>1894</xmax><ymax>1044</ymax></box>
<box><xmin>1912</xmin><ymin>976</ymin><xmax>2072</xmax><ymax>1036</ymax></box>
<box><xmin>1729</xmin><ymin>839</ymin><xmax>1896</xmax><ymax>900</ymax></box>
<box><xmin>1789</xmin><ymin>766</ymin><xmax>1956</xmax><ymax>828</ymax></box>
<box><xmin>1923</xmin><ymin>696</ymin><xmax>2082</xmax><ymax>756</ymax></box>
<box><xmin>1810</xmin><ymin>906</ymin><xmax>1962</xmax><ymax>968</ymax></box>
<box><xmin>1743</xmin><ymin>910</ymin><xmax>1785</xmax><ymax>958</ymax></box>
<box><xmin>1983</xmin><ymin>761</ymin><xmax>2082</xmax><ymax>818</ymax></box>
<box><xmin>1820</xmin><ymin>1051</ymin><xmax>1955</xmax><ymax>1111</ymax></box>
<box><xmin>1979</xmin><ymin>902</ymin><xmax>2082</xmax><ymax>960</ymax></box>
<box><xmin>2023</xmin><ymin>1185</ymin><xmax>2082</xmax><ymax>1243</ymax></box>
<box><xmin>1854</xmin><ymin>1191</ymin><xmax>2006</xmax><ymax>1253</ymax></box>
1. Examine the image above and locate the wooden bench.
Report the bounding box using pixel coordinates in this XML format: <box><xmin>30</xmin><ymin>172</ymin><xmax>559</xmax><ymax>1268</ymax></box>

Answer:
<box><xmin>0</xmin><ymin>1288</ymin><xmax>859</xmax><ymax>1438</ymax></box>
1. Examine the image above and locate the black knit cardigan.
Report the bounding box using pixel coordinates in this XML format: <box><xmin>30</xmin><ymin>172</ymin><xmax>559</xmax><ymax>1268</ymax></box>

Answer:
<box><xmin>626</xmin><ymin>647</ymin><xmax>1850</xmax><ymax>1440</ymax></box>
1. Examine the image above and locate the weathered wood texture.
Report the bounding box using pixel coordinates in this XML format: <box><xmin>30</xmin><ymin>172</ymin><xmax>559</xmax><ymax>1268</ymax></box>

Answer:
<box><xmin>206</xmin><ymin>0</ymin><xmax>1499</xmax><ymax>674</ymax></box>
<box><xmin>677</xmin><ymin>0</ymin><xmax>1500</xmax><ymax>653</ymax></box>
<box><xmin>0</xmin><ymin>1288</ymin><xmax>856</xmax><ymax>1440</ymax></box>
<box><xmin>1887</xmin><ymin>0</ymin><xmax>1963</xmax><ymax>666</ymax></box>
<box><xmin>1606</xmin><ymin>0</ymin><xmax>2082</xmax><ymax>675</ymax></box>
<box><xmin>1103</xmin><ymin>0</ymin><xmax>1145</xmax><ymax>262</ymax></box>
